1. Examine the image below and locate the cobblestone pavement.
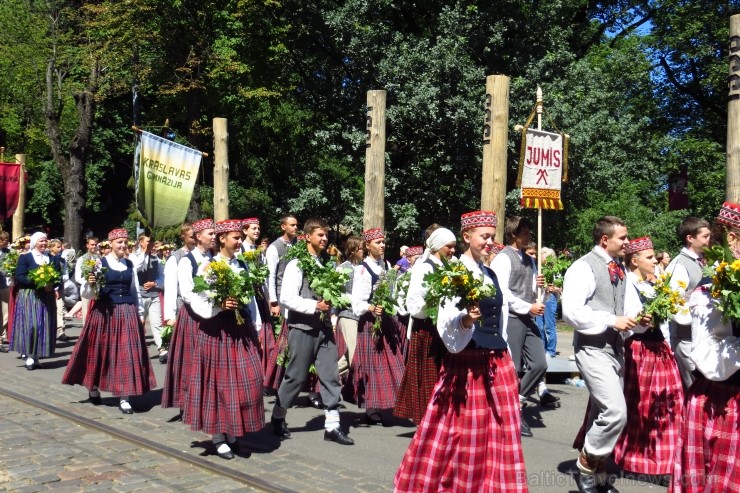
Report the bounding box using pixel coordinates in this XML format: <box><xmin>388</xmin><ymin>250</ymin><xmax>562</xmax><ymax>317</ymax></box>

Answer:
<box><xmin>0</xmin><ymin>322</ymin><xmax>666</xmax><ymax>492</ymax></box>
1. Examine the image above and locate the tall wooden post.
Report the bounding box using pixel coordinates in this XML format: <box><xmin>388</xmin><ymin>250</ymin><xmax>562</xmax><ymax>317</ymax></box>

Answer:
<box><xmin>12</xmin><ymin>154</ymin><xmax>26</xmax><ymax>240</ymax></box>
<box><xmin>363</xmin><ymin>90</ymin><xmax>386</xmax><ymax>231</ymax></box>
<box><xmin>213</xmin><ymin>118</ymin><xmax>229</xmax><ymax>221</ymax></box>
<box><xmin>481</xmin><ymin>75</ymin><xmax>510</xmax><ymax>243</ymax></box>
<box><xmin>727</xmin><ymin>15</ymin><xmax>740</xmax><ymax>202</ymax></box>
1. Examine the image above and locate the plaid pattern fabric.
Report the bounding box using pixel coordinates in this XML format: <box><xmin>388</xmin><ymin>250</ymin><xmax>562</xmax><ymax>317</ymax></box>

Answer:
<box><xmin>9</xmin><ymin>288</ymin><xmax>56</xmax><ymax>358</ymax></box>
<box><xmin>394</xmin><ymin>349</ymin><xmax>528</xmax><ymax>492</ymax></box>
<box><xmin>62</xmin><ymin>302</ymin><xmax>156</xmax><ymax>396</ymax></box>
<box><xmin>614</xmin><ymin>338</ymin><xmax>683</xmax><ymax>475</ymax></box>
<box><xmin>161</xmin><ymin>305</ymin><xmax>200</xmax><ymax>409</ymax></box>
<box><xmin>182</xmin><ymin>310</ymin><xmax>265</xmax><ymax>436</ymax></box>
<box><xmin>346</xmin><ymin>314</ymin><xmax>406</xmax><ymax>409</ymax></box>
<box><xmin>265</xmin><ymin>318</ymin><xmax>289</xmax><ymax>391</ymax></box>
<box><xmin>393</xmin><ymin>318</ymin><xmax>445</xmax><ymax>423</ymax></box>
<box><xmin>6</xmin><ymin>285</ymin><xmax>17</xmax><ymax>342</ymax></box>
<box><xmin>670</xmin><ymin>375</ymin><xmax>740</xmax><ymax>493</ymax></box>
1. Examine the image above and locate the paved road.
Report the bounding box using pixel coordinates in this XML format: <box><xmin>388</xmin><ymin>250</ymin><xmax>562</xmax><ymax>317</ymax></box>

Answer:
<box><xmin>0</xmin><ymin>322</ymin><xmax>667</xmax><ymax>492</ymax></box>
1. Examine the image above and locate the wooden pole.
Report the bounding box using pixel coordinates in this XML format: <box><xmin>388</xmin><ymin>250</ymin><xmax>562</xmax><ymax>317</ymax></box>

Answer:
<box><xmin>12</xmin><ymin>154</ymin><xmax>26</xmax><ymax>240</ymax></box>
<box><xmin>363</xmin><ymin>90</ymin><xmax>387</xmax><ymax>231</ymax></box>
<box><xmin>727</xmin><ymin>15</ymin><xmax>740</xmax><ymax>202</ymax></box>
<box><xmin>213</xmin><ymin>118</ymin><xmax>229</xmax><ymax>222</ymax></box>
<box><xmin>536</xmin><ymin>86</ymin><xmax>544</xmax><ymax>302</ymax></box>
<box><xmin>481</xmin><ymin>75</ymin><xmax>510</xmax><ymax>244</ymax></box>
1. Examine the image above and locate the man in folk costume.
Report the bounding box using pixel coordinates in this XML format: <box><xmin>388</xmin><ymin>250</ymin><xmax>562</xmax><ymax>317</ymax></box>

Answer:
<box><xmin>73</xmin><ymin>236</ymin><xmax>99</xmax><ymax>324</ymax></box>
<box><xmin>162</xmin><ymin>222</ymin><xmax>195</xmax><ymax>333</ymax></box>
<box><xmin>266</xmin><ymin>214</ymin><xmax>299</xmax><ymax>318</ymax></box>
<box><xmin>270</xmin><ymin>218</ymin><xmax>354</xmax><ymax>445</ymax></box>
<box><xmin>562</xmin><ymin>216</ymin><xmax>647</xmax><ymax>493</ymax></box>
<box><xmin>669</xmin><ymin>202</ymin><xmax>740</xmax><ymax>493</ymax></box>
<box><xmin>130</xmin><ymin>233</ymin><xmax>167</xmax><ymax>363</ymax></box>
<box><xmin>665</xmin><ymin>217</ymin><xmax>712</xmax><ymax>391</ymax></box>
<box><xmin>491</xmin><ymin>216</ymin><xmax>555</xmax><ymax>438</ymax></box>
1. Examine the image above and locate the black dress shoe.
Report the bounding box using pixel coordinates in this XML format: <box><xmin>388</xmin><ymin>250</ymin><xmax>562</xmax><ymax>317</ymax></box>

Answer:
<box><xmin>215</xmin><ymin>443</ymin><xmax>234</xmax><ymax>460</ymax></box>
<box><xmin>0</xmin><ymin>345</ymin><xmax>8</xmax><ymax>353</ymax></box>
<box><xmin>25</xmin><ymin>363</ymin><xmax>35</xmax><ymax>371</ymax></box>
<box><xmin>88</xmin><ymin>393</ymin><xmax>102</xmax><ymax>405</ymax></box>
<box><xmin>520</xmin><ymin>415</ymin><xmax>533</xmax><ymax>437</ymax></box>
<box><xmin>119</xmin><ymin>403</ymin><xmax>134</xmax><ymax>414</ymax></box>
<box><xmin>227</xmin><ymin>440</ymin><xmax>240</xmax><ymax>454</ymax></box>
<box><xmin>365</xmin><ymin>412</ymin><xmax>383</xmax><ymax>426</ymax></box>
<box><xmin>575</xmin><ymin>472</ymin><xmax>601</xmax><ymax>493</ymax></box>
<box><xmin>324</xmin><ymin>428</ymin><xmax>354</xmax><ymax>445</ymax></box>
<box><xmin>598</xmin><ymin>478</ymin><xmax>619</xmax><ymax>493</ymax></box>
<box><xmin>271</xmin><ymin>418</ymin><xmax>291</xmax><ymax>438</ymax></box>
<box><xmin>540</xmin><ymin>392</ymin><xmax>560</xmax><ymax>406</ymax></box>
<box><xmin>307</xmin><ymin>395</ymin><xmax>324</xmax><ymax>409</ymax></box>
<box><xmin>57</xmin><ymin>333</ymin><xmax>69</xmax><ymax>342</ymax></box>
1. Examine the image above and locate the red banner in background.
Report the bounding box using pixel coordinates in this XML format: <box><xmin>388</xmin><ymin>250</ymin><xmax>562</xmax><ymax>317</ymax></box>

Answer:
<box><xmin>0</xmin><ymin>163</ymin><xmax>22</xmax><ymax>219</ymax></box>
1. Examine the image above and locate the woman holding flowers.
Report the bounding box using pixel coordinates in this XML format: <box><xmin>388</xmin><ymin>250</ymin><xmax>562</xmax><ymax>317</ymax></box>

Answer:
<box><xmin>394</xmin><ymin>211</ymin><xmax>527</xmax><ymax>493</ymax></box>
<box><xmin>614</xmin><ymin>236</ymin><xmax>683</xmax><ymax>480</ymax></box>
<box><xmin>349</xmin><ymin>228</ymin><xmax>406</xmax><ymax>426</ymax></box>
<box><xmin>393</xmin><ymin>226</ymin><xmax>456</xmax><ymax>424</ymax></box>
<box><xmin>10</xmin><ymin>232</ymin><xmax>63</xmax><ymax>370</ymax></box>
<box><xmin>62</xmin><ymin>228</ymin><xmax>156</xmax><ymax>413</ymax></box>
<box><xmin>182</xmin><ymin>219</ymin><xmax>264</xmax><ymax>460</ymax></box>
<box><xmin>671</xmin><ymin>202</ymin><xmax>740</xmax><ymax>493</ymax></box>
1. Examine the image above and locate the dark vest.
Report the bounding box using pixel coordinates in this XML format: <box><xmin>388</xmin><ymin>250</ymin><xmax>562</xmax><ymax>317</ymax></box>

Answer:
<box><xmin>467</xmin><ymin>266</ymin><xmax>507</xmax><ymax>350</ymax></box>
<box><xmin>99</xmin><ymin>257</ymin><xmax>136</xmax><ymax>304</ymax></box>
<box><xmin>668</xmin><ymin>251</ymin><xmax>709</xmax><ymax>340</ymax></box>
<box><xmin>499</xmin><ymin>247</ymin><xmax>536</xmax><ymax>318</ymax></box>
<box><xmin>137</xmin><ymin>254</ymin><xmax>160</xmax><ymax>298</ymax></box>
<box><xmin>286</xmin><ymin>258</ymin><xmax>331</xmax><ymax>330</ymax></box>
<box><xmin>361</xmin><ymin>258</ymin><xmax>389</xmax><ymax>299</ymax></box>
<box><xmin>271</xmin><ymin>238</ymin><xmax>294</xmax><ymax>300</ymax></box>
<box><xmin>337</xmin><ymin>260</ymin><xmax>358</xmax><ymax>321</ymax></box>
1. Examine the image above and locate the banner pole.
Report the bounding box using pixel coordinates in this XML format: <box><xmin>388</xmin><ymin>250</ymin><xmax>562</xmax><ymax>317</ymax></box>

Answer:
<box><xmin>536</xmin><ymin>86</ymin><xmax>544</xmax><ymax>302</ymax></box>
<box><xmin>363</xmin><ymin>90</ymin><xmax>387</xmax><ymax>232</ymax></box>
<box><xmin>213</xmin><ymin>118</ymin><xmax>229</xmax><ymax>222</ymax></box>
<box><xmin>12</xmin><ymin>154</ymin><xmax>26</xmax><ymax>240</ymax></box>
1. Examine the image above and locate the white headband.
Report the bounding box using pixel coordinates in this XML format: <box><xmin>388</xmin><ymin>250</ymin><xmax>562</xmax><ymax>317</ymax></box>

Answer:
<box><xmin>421</xmin><ymin>228</ymin><xmax>457</xmax><ymax>263</ymax></box>
<box><xmin>30</xmin><ymin>232</ymin><xmax>47</xmax><ymax>251</ymax></box>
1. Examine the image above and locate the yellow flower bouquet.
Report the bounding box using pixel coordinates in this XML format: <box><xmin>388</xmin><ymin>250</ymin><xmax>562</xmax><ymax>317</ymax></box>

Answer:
<box><xmin>29</xmin><ymin>264</ymin><xmax>61</xmax><ymax>290</ymax></box>
<box><xmin>192</xmin><ymin>259</ymin><xmax>254</xmax><ymax>324</ymax></box>
<box><xmin>637</xmin><ymin>273</ymin><xmax>686</xmax><ymax>328</ymax></box>
<box><xmin>703</xmin><ymin>242</ymin><xmax>740</xmax><ymax>321</ymax></box>
<box><xmin>423</xmin><ymin>257</ymin><xmax>496</xmax><ymax>324</ymax></box>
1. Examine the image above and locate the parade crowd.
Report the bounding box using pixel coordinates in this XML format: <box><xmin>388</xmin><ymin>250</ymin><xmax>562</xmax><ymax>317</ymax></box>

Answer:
<box><xmin>0</xmin><ymin>203</ymin><xmax>737</xmax><ymax>493</ymax></box>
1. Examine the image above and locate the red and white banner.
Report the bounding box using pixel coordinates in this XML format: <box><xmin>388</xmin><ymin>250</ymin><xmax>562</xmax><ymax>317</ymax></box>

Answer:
<box><xmin>0</xmin><ymin>163</ymin><xmax>23</xmax><ymax>219</ymax></box>
<box><xmin>517</xmin><ymin>128</ymin><xmax>568</xmax><ymax>210</ymax></box>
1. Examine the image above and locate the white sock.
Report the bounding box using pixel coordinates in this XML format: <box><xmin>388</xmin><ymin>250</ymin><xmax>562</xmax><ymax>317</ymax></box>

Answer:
<box><xmin>119</xmin><ymin>400</ymin><xmax>132</xmax><ymax>411</ymax></box>
<box><xmin>324</xmin><ymin>409</ymin><xmax>340</xmax><ymax>431</ymax></box>
<box><xmin>26</xmin><ymin>357</ymin><xmax>34</xmax><ymax>366</ymax></box>
<box><xmin>216</xmin><ymin>443</ymin><xmax>231</xmax><ymax>454</ymax></box>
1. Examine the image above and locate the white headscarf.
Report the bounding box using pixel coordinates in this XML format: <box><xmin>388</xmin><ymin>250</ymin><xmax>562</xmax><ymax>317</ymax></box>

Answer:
<box><xmin>29</xmin><ymin>232</ymin><xmax>47</xmax><ymax>251</ymax></box>
<box><xmin>420</xmin><ymin>228</ymin><xmax>457</xmax><ymax>263</ymax></box>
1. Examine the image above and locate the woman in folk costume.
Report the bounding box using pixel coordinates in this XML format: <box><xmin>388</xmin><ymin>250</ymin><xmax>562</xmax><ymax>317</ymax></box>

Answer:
<box><xmin>182</xmin><ymin>219</ymin><xmax>264</xmax><ymax>461</ymax></box>
<box><xmin>10</xmin><ymin>232</ymin><xmax>63</xmax><ymax>370</ymax></box>
<box><xmin>62</xmin><ymin>228</ymin><xmax>156</xmax><ymax>414</ymax></box>
<box><xmin>393</xmin><ymin>229</ymin><xmax>457</xmax><ymax>424</ymax></box>
<box><xmin>348</xmin><ymin>228</ymin><xmax>406</xmax><ymax>425</ymax></box>
<box><xmin>242</xmin><ymin>217</ymin><xmax>279</xmax><ymax>396</ymax></box>
<box><xmin>394</xmin><ymin>211</ymin><xmax>527</xmax><ymax>493</ymax></box>
<box><xmin>614</xmin><ymin>236</ymin><xmax>683</xmax><ymax>480</ymax></box>
<box><xmin>670</xmin><ymin>202</ymin><xmax>740</xmax><ymax>493</ymax></box>
<box><xmin>161</xmin><ymin>218</ymin><xmax>214</xmax><ymax>413</ymax></box>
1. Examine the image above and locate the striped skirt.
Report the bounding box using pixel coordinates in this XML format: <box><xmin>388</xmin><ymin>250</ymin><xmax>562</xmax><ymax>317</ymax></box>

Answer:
<box><xmin>393</xmin><ymin>317</ymin><xmax>445</xmax><ymax>423</ymax></box>
<box><xmin>346</xmin><ymin>313</ymin><xmax>406</xmax><ymax>410</ymax></box>
<box><xmin>670</xmin><ymin>375</ymin><xmax>740</xmax><ymax>493</ymax></box>
<box><xmin>266</xmin><ymin>318</ymin><xmax>289</xmax><ymax>391</ymax></box>
<box><xmin>183</xmin><ymin>310</ymin><xmax>265</xmax><ymax>436</ymax></box>
<box><xmin>62</xmin><ymin>301</ymin><xmax>156</xmax><ymax>396</ymax></box>
<box><xmin>9</xmin><ymin>287</ymin><xmax>56</xmax><ymax>358</ymax></box>
<box><xmin>6</xmin><ymin>284</ymin><xmax>18</xmax><ymax>341</ymax></box>
<box><xmin>394</xmin><ymin>349</ymin><xmax>528</xmax><ymax>493</ymax></box>
<box><xmin>161</xmin><ymin>305</ymin><xmax>200</xmax><ymax>409</ymax></box>
<box><xmin>614</xmin><ymin>337</ymin><xmax>683</xmax><ymax>475</ymax></box>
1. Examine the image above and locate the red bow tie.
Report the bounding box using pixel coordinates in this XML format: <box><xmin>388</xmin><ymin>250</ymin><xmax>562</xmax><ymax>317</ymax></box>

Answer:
<box><xmin>608</xmin><ymin>260</ymin><xmax>624</xmax><ymax>284</ymax></box>
<box><xmin>697</xmin><ymin>256</ymin><xmax>707</xmax><ymax>267</ymax></box>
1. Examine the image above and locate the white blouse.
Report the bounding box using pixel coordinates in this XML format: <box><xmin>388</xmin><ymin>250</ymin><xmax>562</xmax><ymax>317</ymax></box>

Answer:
<box><xmin>688</xmin><ymin>285</ymin><xmax>740</xmax><ymax>382</ymax></box>
<box><xmin>81</xmin><ymin>253</ymin><xmax>143</xmax><ymax>317</ymax></box>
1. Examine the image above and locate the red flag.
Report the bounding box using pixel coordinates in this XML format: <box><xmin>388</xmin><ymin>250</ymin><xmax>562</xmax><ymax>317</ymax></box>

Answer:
<box><xmin>0</xmin><ymin>163</ymin><xmax>22</xmax><ymax>219</ymax></box>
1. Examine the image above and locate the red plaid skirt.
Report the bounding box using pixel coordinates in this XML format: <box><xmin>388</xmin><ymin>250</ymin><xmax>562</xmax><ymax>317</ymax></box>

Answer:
<box><xmin>265</xmin><ymin>318</ymin><xmax>289</xmax><ymax>391</ymax></box>
<box><xmin>346</xmin><ymin>313</ymin><xmax>406</xmax><ymax>409</ymax></box>
<box><xmin>183</xmin><ymin>310</ymin><xmax>264</xmax><ymax>435</ymax></box>
<box><xmin>670</xmin><ymin>375</ymin><xmax>740</xmax><ymax>493</ymax></box>
<box><xmin>614</xmin><ymin>337</ymin><xmax>683</xmax><ymax>475</ymax></box>
<box><xmin>62</xmin><ymin>301</ymin><xmax>156</xmax><ymax>396</ymax></box>
<box><xmin>394</xmin><ymin>348</ymin><xmax>528</xmax><ymax>492</ymax></box>
<box><xmin>393</xmin><ymin>317</ymin><xmax>445</xmax><ymax>423</ymax></box>
<box><xmin>161</xmin><ymin>305</ymin><xmax>199</xmax><ymax>409</ymax></box>
<box><xmin>6</xmin><ymin>285</ymin><xmax>17</xmax><ymax>341</ymax></box>
<box><xmin>335</xmin><ymin>319</ymin><xmax>348</xmax><ymax>363</ymax></box>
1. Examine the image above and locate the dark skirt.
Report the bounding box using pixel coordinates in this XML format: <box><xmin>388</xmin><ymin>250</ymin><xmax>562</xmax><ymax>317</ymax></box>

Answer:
<box><xmin>266</xmin><ymin>318</ymin><xmax>289</xmax><ymax>391</ymax></box>
<box><xmin>393</xmin><ymin>317</ymin><xmax>445</xmax><ymax>423</ymax></box>
<box><xmin>345</xmin><ymin>313</ymin><xmax>406</xmax><ymax>410</ymax></box>
<box><xmin>161</xmin><ymin>304</ymin><xmax>199</xmax><ymax>409</ymax></box>
<box><xmin>394</xmin><ymin>349</ymin><xmax>528</xmax><ymax>493</ymax></box>
<box><xmin>62</xmin><ymin>301</ymin><xmax>156</xmax><ymax>396</ymax></box>
<box><xmin>6</xmin><ymin>284</ymin><xmax>18</xmax><ymax>341</ymax></box>
<box><xmin>9</xmin><ymin>287</ymin><xmax>56</xmax><ymax>358</ymax></box>
<box><xmin>182</xmin><ymin>309</ymin><xmax>265</xmax><ymax>436</ymax></box>
<box><xmin>614</xmin><ymin>337</ymin><xmax>683</xmax><ymax>475</ymax></box>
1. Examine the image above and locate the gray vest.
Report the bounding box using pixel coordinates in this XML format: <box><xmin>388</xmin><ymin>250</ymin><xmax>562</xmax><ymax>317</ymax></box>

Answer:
<box><xmin>337</xmin><ymin>260</ymin><xmax>358</xmax><ymax>321</ymax></box>
<box><xmin>573</xmin><ymin>251</ymin><xmax>625</xmax><ymax>355</ymax></box>
<box><xmin>667</xmin><ymin>251</ymin><xmax>705</xmax><ymax>339</ymax></box>
<box><xmin>271</xmin><ymin>238</ymin><xmax>293</xmax><ymax>300</ymax></box>
<box><xmin>286</xmin><ymin>259</ymin><xmax>331</xmax><ymax>331</ymax></box>
<box><xmin>500</xmin><ymin>247</ymin><xmax>536</xmax><ymax>317</ymax></box>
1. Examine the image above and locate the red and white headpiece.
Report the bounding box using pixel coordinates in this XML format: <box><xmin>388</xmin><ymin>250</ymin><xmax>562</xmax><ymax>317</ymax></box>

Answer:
<box><xmin>215</xmin><ymin>220</ymin><xmax>243</xmax><ymax>234</ymax></box>
<box><xmin>624</xmin><ymin>236</ymin><xmax>653</xmax><ymax>255</ymax></box>
<box><xmin>461</xmin><ymin>210</ymin><xmax>497</xmax><ymax>231</ymax></box>
<box><xmin>108</xmin><ymin>228</ymin><xmax>128</xmax><ymax>241</ymax></box>
<box><xmin>405</xmin><ymin>246</ymin><xmax>423</xmax><ymax>257</ymax></box>
<box><xmin>242</xmin><ymin>218</ymin><xmax>259</xmax><ymax>227</ymax></box>
<box><xmin>491</xmin><ymin>242</ymin><xmax>506</xmax><ymax>254</ymax></box>
<box><xmin>191</xmin><ymin>218</ymin><xmax>214</xmax><ymax>233</ymax></box>
<box><xmin>717</xmin><ymin>201</ymin><xmax>740</xmax><ymax>229</ymax></box>
<box><xmin>362</xmin><ymin>228</ymin><xmax>385</xmax><ymax>242</ymax></box>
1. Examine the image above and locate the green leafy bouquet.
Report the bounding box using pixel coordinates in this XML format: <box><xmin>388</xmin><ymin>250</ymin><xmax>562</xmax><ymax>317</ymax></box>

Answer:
<box><xmin>160</xmin><ymin>324</ymin><xmax>173</xmax><ymax>350</ymax></box>
<box><xmin>423</xmin><ymin>257</ymin><xmax>496</xmax><ymax>324</ymax></box>
<box><xmin>369</xmin><ymin>270</ymin><xmax>399</xmax><ymax>336</ymax></box>
<box><xmin>0</xmin><ymin>249</ymin><xmax>19</xmax><ymax>278</ymax></box>
<box><xmin>541</xmin><ymin>254</ymin><xmax>572</xmax><ymax>288</ymax></box>
<box><xmin>192</xmin><ymin>259</ymin><xmax>254</xmax><ymax>325</ymax></box>
<box><xmin>29</xmin><ymin>264</ymin><xmax>61</xmax><ymax>290</ymax></box>
<box><xmin>80</xmin><ymin>257</ymin><xmax>107</xmax><ymax>297</ymax></box>
<box><xmin>237</xmin><ymin>250</ymin><xmax>270</xmax><ymax>287</ymax></box>
<box><xmin>703</xmin><ymin>242</ymin><xmax>740</xmax><ymax>321</ymax></box>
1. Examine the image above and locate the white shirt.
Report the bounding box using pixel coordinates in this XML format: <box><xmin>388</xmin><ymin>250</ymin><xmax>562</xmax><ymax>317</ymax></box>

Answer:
<box><xmin>266</xmin><ymin>238</ymin><xmax>291</xmax><ymax>304</ymax></box>
<box><xmin>280</xmin><ymin>257</ymin><xmax>322</xmax><ymax>315</ymax></box>
<box><xmin>562</xmin><ymin>246</ymin><xmax>644</xmax><ymax>336</ymax></box>
<box><xmin>406</xmin><ymin>256</ymin><xmax>442</xmax><ymax>319</ymax></box>
<box><xmin>31</xmin><ymin>249</ymin><xmax>49</xmax><ymax>266</ymax></box>
<box><xmin>178</xmin><ymin>248</ymin><xmax>211</xmax><ymax>318</ymax></box>
<box><xmin>162</xmin><ymin>248</ymin><xmax>189</xmax><ymax>321</ymax></box>
<box><xmin>351</xmin><ymin>257</ymin><xmax>387</xmax><ymax>317</ymax></box>
<box><xmin>664</xmin><ymin>247</ymin><xmax>699</xmax><ymax>326</ymax></box>
<box><xmin>491</xmin><ymin>246</ymin><xmax>537</xmax><ymax>316</ymax></box>
<box><xmin>81</xmin><ymin>253</ymin><xmax>143</xmax><ymax>317</ymax></box>
<box><xmin>688</xmin><ymin>286</ymin><xmax>740</xmax><ymax>381</ymax></box>
<box><xmin>129</xmin><ymin>248</ymin><xmax>148</xmax><ymax>272</ymax></box>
